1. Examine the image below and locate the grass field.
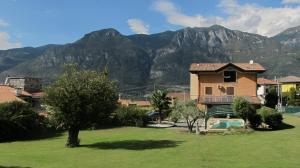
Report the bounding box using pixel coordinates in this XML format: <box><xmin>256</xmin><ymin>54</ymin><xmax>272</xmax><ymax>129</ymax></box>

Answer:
<box><xmin>1</xmin><ymin>114</ymin><xmax>300</xmax><ymax>168</ymax></box>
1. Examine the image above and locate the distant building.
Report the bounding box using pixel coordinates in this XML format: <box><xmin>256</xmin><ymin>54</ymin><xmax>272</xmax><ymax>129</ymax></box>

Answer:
<box><xmin>167</xmin><ymin>92</ymin><xmax>190</xmax><ymax>105</ymax></box>
<box><xmin>277</xmin><ymin>76</ymin><xmax>300</xmax><ymax>93</ymax></box>
<box><xmin>118</xmin><ymin>99</ymin><xmax>151</xmax><ymax>108</ymax></box>
<box><xmin>257</xmin><ymin>77</ymin><xmax>278</xmax><ymax>104</ymax></box>
<box><xmin>4</xmin><ymin>77</ymin><xmax>42</xmax><ymax>93</ymax></box>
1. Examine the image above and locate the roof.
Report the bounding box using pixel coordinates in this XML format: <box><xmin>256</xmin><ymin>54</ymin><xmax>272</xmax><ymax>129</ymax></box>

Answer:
<box><xmin>0</xmin><ymin>86</ymin><xmax>25</xmax><ymax>103</ymax></box>
<box><xmin>189</xmin><ymin>63</ymin><xmax>266</xmax><ymax>73</ymax></box>
<box><xmin>278</xmin><ymin>76</ymin><xmax>300</xmax><ymax>83</ymax></box>
<box><xmin>257</xmin><ymin>78</ymin><xmax>277</xmax><ymax>85</ymax></box>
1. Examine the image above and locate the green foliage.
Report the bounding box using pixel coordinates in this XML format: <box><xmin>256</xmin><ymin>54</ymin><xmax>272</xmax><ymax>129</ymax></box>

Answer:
<box><xmin>287</xmin><ymin>87</ymin><xmax>300</xmax><ymax>106</ymax></box>
<box><xmin>115</xmin><ymin>106</ymin><xmax>149</xmax><ymax>127</ymax></box>
<box><xmin>43</xmin><ymin>64</ymin><xmax>118</xmax><ymax>147</ymax></box>
<box><xmin>248</xmin><ymin>113</ymin><xmax>262</xmax><ymax>128</ymax></box>
<box><xmin>172</xmin><ymin>101</ymin><xmax>205</xmax><ymax>133</ymax></box>
<box><xmin>265</xmin><ymin>113</ymin><xmax>283</xmax><ymax>129</ymax></box>
<box><xmin>150</xmin><ymin>90</ymin><xmax>171</xmax><ymax>123</ymax></box>
<box><xmin>0</xmin><ymin>101</ymin><xmax>45</xmax><ymax>141</ymax></box>
<box><xmin>265</xmin><ymin>87</ymin><xmax>278</xmax><ymax>108</ymax></box>
<box><xmin>257</xmin><ymin>106</ymin><xmax>283</xmax><ymax>129</ymax></box>
<box><xmin>232</xmin><ymin>97</ymin><xmax>254</xmax><ymax>123</ymax></box>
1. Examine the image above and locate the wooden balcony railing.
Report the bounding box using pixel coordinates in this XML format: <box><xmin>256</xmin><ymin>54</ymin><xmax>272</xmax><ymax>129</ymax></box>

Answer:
<box><xmin>198</xmin><ymin>96</ymin><xmax>234</xmax><ymax>104</ymax></box>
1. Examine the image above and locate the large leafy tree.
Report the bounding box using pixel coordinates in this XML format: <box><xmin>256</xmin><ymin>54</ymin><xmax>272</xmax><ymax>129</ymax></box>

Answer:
<box><xmin>150</xmin><ymin>90</ymin><xmax>171</xmax><ymax>123</ymax></box>
<box><xmin>172</xmin><ymin>101</ymin><xmax>205</xmax><ymax>133</ymax></box>
<box><xmin>44</xmin><ymin>64</ymin><xmax>118</xmax><ymax>147</ymax></box>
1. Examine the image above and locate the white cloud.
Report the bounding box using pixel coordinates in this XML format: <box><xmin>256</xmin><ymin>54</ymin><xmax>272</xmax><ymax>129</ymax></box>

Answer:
<box><xmin>0</xmin><ymin>32</ymin><xmax>21</xmax><ymax>50</ymax></box>
<box><xmin>282</xmin><ymin>0</ymin><xmax>300</xmax><ymax>4</ymax></box>
<box><xmin>154</xmin><ymin>0</ymin><xmax>300</xmax><ymax>37</ymax></box>
<box><xmin>0</xmin><ymin>19</ymin><xmax>9</xmax><ymax>27</ymax></box>
<box><xmin>127</xmin><ymin>19</ymin><xmax>150</xmax><ymax>34</ymax></box>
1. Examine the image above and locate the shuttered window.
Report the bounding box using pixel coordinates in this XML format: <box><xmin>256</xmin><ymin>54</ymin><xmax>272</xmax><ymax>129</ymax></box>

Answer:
<box><xmin>205</xmin><ymin>87</ymin><xmax>213</xmax><ymax>95</ymax></box>
<box><xmin>226</xmin><ymin>87</ymin><xmax>234</xmax><ymax>95</ymax></box>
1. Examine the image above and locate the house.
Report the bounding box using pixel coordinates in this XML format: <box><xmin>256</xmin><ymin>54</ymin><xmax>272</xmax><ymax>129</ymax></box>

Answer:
<box><xmin>0</xmin><ymin>85</ymin><xmax>32</xmax><ymax>104</ymax></box>
<box><xmin>5</xmin><ymin>77</ymin><xmax>42</xmax><ymax>93</ymax></box>
<box><xmin>257</xmin><ymin>77</ymin><xmax>278</xmax><ymax>104</ymax></box>
<box><xmin>189</xmin><ymin>62</ymin><xmax>265</xmax><ymax>115</ymax></box>
<box><xmin>277</xmin><ymin>76</ymin><xmax>300</xmax><ymax>93</ymax></box>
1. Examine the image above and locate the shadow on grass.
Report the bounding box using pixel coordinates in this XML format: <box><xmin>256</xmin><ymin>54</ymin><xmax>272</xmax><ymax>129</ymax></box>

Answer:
<box><xmin>0</xmin><ymin>166</ymin><xmax>31</xmax><ymax>168</ymax></box>
<box><xmin>81</xmin><ymin>140</ymin><xmax>183</xmax><ymax>150</ymax></box>
<box><xmin>255</xmin><ymin>122</ymin><xmax>295</xmax><ymax>131</ymax></box>
<box><xmin>0</xmin><ymin>131</ymin><xmax>64</xmax><ymax>143</ymax></box>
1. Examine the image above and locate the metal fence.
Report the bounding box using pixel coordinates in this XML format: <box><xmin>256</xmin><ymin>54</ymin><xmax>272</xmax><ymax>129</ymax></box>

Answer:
<box><xmin>279</xmin><ymin>106</ymin><xmax>300</xmax><ymax>113</ymax></box>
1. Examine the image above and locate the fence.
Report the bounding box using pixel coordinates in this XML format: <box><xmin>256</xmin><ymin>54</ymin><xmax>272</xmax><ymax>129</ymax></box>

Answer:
<box><xmin>279</xmin><ymin>106</ymin><xmax>300</xmax><ymax>113</ymax></box>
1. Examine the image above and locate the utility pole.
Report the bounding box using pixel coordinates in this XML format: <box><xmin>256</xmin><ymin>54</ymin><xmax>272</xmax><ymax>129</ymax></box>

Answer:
<box><xmin>275</xmin><ymin>76</ymin><xmax>281</xmax><ymax>109</ymax></box>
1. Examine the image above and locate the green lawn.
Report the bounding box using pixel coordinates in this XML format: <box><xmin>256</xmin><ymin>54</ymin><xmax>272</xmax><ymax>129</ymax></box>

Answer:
<box><xmin>1</xmin><ymin>114</ymin><xmax>300</xmax><ymax>168</ymax></box>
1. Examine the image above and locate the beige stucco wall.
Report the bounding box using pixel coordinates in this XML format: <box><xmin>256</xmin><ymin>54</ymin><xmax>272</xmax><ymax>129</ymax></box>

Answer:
<box><xmin>190</xmin><ymin>73</ymin><xmax>199</xmax><ymax>100</ymax></box>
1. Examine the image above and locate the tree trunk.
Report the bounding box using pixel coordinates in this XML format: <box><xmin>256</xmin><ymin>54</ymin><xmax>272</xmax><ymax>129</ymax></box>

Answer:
<box><xmin>158</xmin><ymin>110</ymin><xmax>162</xmax><ymax>124</ymax></box>
<box><xmin>66</xmin><ymin>126</ymin><xmax>80</xmax><ymax>148</ymax></box>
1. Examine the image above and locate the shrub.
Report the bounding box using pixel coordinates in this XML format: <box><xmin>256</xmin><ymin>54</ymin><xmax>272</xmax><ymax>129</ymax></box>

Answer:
<box><xmin>257</xmin><ymin>106</ymin><xmax>283</xmax><ymax>129</ymax></box>
<box><xmin>0</xmin><ymin>101</ymin><xmax>47</xmax><ymax>142</ymax></box>
<box><xmin>248</xmin><ymin>113</ymin><xmax>262</xmax><ymax>128</ymax></box>
<box><xmin>115</xmin><ymin>106</ymin><xmax>149</xmax><ymax>127</ymax></box>
<box><xmin>232</xmin><ymin>97</ymin><xmax>254</xmax><ymax>123</ymax></box>
<box><xmin>265</xmin><ymin>113</ymin><xmax>283</xmax><ymax>129</ymax></box>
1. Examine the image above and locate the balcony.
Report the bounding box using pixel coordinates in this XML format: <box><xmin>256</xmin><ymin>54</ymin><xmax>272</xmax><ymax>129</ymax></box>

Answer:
<box><xmin>198</xmin><ymin>96</ymin><xmax>261</xmax><ymax>105</ymax></box>
<box><xmin>198</xmin><ymin>96</ymin><xmax>234</xmax><ymax>104</ymax></box>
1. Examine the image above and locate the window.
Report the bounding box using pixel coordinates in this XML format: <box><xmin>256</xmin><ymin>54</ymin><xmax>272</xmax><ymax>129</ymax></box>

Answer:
<box><xmin>224</xmin><ymin>71</ymin><xmax>237</xmax><ymax>82</ymax></box>
<box><xmin>226</xmin><ymin>87</ymin><xmax>234</xmax><ymax>95</ymax></box>
<box><xmin>205</xmin><ymin>87</ymin><xmax>212</xmax><ymax>95</ymax></box>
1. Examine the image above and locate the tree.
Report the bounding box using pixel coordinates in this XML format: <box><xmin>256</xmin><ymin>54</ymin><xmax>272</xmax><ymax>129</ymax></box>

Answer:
<box><xmin>172</xmin><ymin>101</ymin><xmax>205</xmax><ymax>133</ymax></box>
<box><xmin>232</xmin><ymin>97</ymin><xmax>254</xmax><ymax>128</ymax></box>
<box><xmin>0</xmin><ymin>101</ymin><xmax>43</xmax><ymax>141</ymax></box>
<box><xmin>150</xmin><ymin>90</ymin><xmax>171</xmax><ymax>123</ymax></box>
<box><xmin>44</xmin><ymin>64</ymin><xmax>118</xmax><ymax>147</ymax></box>
<box><xmin>265</xmin><ymin>87</ymin><xmax>278</xmax><ymax>108</ymax></box>
<box><xmin>287</xmin><ymin>87</ymin><xmax>300</xmax><ymax>106</ymax></box>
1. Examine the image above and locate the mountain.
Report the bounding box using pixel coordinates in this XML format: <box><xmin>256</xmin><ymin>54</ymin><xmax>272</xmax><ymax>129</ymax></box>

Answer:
<box><xmin>0</xmin><ymin>25</ymin><xmax>300</xmax><ymax>91</ymax></box>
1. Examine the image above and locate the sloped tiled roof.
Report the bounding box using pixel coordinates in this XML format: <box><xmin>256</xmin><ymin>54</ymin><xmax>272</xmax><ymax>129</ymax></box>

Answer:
<box><xmin>278</xmin><ymin>76</ymin><xmax>300</xmax><ymax>83</ymax></box>
<box><xmin>257</xmin><ymin>78</ymin><xmax>277</xmax><ymax>85</ymax></box>
<box><xmin>190</xmin><ymin>63</ymin><xmax>266</xmax><ymax>72</ymax></box>
<box><xmin>0</xmin><ymin>86</ymin><xmax>25</xmax><ymax>103</ymax></box>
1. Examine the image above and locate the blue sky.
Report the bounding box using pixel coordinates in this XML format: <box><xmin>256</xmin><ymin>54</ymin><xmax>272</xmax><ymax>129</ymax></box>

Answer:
<box><xmin>1</xmin><ymin>0</ymin><xmax>300</xmax><ymax>49</ymax></box>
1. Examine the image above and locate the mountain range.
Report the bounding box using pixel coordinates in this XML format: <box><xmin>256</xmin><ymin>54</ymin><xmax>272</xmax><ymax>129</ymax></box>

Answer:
<box><xmin>0</xmin><ymin>25</ymin><xmax>300</xmax><ymax>91</ymax></box>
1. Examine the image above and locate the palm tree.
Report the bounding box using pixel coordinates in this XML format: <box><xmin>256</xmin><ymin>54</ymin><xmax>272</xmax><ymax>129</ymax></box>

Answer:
<box><xmin>150</xmin><ymin>90</ymin><xmax>171</xmax><ymax>123</ymax></box>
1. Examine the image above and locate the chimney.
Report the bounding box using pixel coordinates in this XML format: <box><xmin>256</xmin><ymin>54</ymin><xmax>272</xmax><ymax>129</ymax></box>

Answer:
<box><xmin>249</xmin><ymin>60</ymin><xmax>254</xmax><ymax>64</ymax></box>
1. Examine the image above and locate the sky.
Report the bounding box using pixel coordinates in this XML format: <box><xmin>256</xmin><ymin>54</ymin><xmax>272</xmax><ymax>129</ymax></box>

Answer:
<box><xmin>1</xmin><ymin>0</ymin><xmax>300</xmax><ymax>50</ymax></box>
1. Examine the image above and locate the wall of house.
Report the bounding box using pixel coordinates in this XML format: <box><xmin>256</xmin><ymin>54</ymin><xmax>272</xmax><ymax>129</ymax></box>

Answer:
<box><xmin>281</xmin><ymin>84</ymin><xmax>297</xmax><ymax>93</ymax></box>
<box><xmin>197</xmin><ymin>70</ymin><xmax>257</xmax><ymax>97</ymax></box>
<box><xmin>190</xmin><ymin>73</ymin><xmax>199</xmax><ymax>100</ymax></box>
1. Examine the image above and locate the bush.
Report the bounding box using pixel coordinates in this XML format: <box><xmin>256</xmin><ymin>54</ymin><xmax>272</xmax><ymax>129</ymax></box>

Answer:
<box><xmin>115</xmin><ymin>106</ymin><xmax>149</xmax><ymax>127</ymax></box>
<box><xmin>265</xmin><ymin>113</ymin><xmax>283</xmax><ymax>129</ymax></box>
<box><xmin>257</xmin><ymin>106</ymin><xmax>283</xmax><ymax>129</ymax></box>
<box><xmin>248</xmin><ymin>113</ymin><xmax>262</xmax><ymax>128</ymax></box>
<box><xmin>0</xmin><ymin>101</ymin><xmax>47</xmax><ymax>142</ymax></box>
